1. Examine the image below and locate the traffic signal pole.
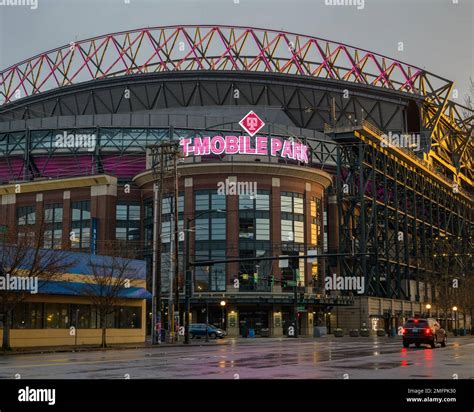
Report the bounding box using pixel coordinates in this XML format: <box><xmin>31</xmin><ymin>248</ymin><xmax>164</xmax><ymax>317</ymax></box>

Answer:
<box><xmin>293</xmin><ymin>266</ymin><xmax>298</xmax><ymax>338</ymax></box>
<box><xmin>184</xmin><ymin>217</ymin><xmax>191</xmax><ymax>344</ymax></box>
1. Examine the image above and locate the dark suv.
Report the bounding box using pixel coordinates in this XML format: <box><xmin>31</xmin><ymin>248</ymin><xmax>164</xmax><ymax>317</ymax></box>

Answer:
<box><xmin>189</xmin><ymin>323</ymin><xmax>226</xmax><ymax>339</ymax></box>
<box><xmin>402</xmin><ymin>318</ymin><xmax>447</xmax><ymax>348</ymax></box>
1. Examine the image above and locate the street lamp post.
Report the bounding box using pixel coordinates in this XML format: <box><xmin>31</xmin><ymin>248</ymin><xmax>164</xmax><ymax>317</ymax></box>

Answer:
<box><xmin>452</xmin><ymin>306</ymin><xmax>458</xmax><ymax>333</ymax></box>
<box><xmin>205</xmin><ymin>300</ymin><xmax>210</xmax><ymax>342</ymax></box>
<box><xmin>184</xmin><ymin>209</ymin><xmax>226</xmax><ymax>344</ymax></box>
<box><xmin>220</xmin><ymin>300</ymin><xmax>226</xmax><ymax>330</ymax></box>
<box><xmin>293</xmin><ymin>266</ymin><xmax>298</xmax><ymax>338</ymax></box>
<box><xmin>426</xmin><ymin>304</ymin><xmax>431</xmax><ymax>318</ymax></box>
<box><xmin>184</xmin><ymin>216</ymin><xmax>192</xmax><ymax>345</ymax></box>
<box><xmin>74</xmin><ymin>308</ymin><xmax>79</xmax><ymax>348</ymax></box>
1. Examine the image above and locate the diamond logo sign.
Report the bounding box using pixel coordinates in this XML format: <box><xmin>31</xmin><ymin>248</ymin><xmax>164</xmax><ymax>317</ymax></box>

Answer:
<box><xmin>239</xmin><ymin>111</ymin><xmax>265</xmax><ymax>137</ymax></box>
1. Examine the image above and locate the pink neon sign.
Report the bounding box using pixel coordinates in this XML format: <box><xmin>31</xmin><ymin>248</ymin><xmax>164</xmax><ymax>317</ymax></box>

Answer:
<box><xmin>180</xmin><ymin>136</ymin><xmax>309</xmax><ymax>164</ymax></box>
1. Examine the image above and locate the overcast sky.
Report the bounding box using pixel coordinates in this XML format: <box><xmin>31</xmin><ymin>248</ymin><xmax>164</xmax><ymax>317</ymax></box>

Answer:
<box><xmin>0</xmin><ymin>0</ymin><xmax>472</xmax><ymax>100</ymax></box>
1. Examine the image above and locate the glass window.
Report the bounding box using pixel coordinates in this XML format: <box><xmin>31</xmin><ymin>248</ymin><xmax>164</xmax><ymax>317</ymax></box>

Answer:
<box><xmin>210</xmin><ymin>250</ymin><xmax>226</xmax><ymax>292</ymax></box>
<box><xmin>44</xmin><ymin>203</ymin><xmax>63</xmax><ymax>249</ymax></box>
<box><xmin>116</xmin><ymin>204</ymin><xmax>128</xmax><ymax>220</ymax></box>
<box><xmin>311</xmin><ymin>222</ymin><xmax>317</xmax><ymax>245</ymax></box>
<box><xmin>11</xmin><ymin>303</ymin><xmax>44</xmax><ymax>329</ymax></box>
<box><xmin>45</xmin><ymin>304</ymin><xmax>69</xmax><ymax>328</ymax></box>
<box><xmin>281</xmin><ymin>195</ymin><xmax>292</xmax><ymax>212</ymax></box>
<box><xmin>195</xmin><ymin>218</ymin><xmax>209</xmax><ymax>241</ymax></box>
<box><xmin>162</xmin><ymin>197</ymin><xmax>172</xmax><ymax>215</ymax></box>
<box><xmin>280</xmin><ymin>193</ymin><xmax>305</xmax><ymax>244</ymax></box>
<box><xmin>238</xmin><ymin>190</ymin><xmax>271</xmax><ymax>263</ymax></box>
<box><xmin>294</xmin><ymin>221</ymin><xmax>304</xmax><ymax>243</ymax></box>
<box><xmin>116</xmin><ymin>227</ymin><xmax>127</xmax><ymax>240</ymax></box>
<box><xmin>81</xmin><ymin>227</ymin><xmax>90</xmax><ymax>247</ymax></box>
<box><xmin>17</xmin><ymin>206</ymin><xmax>36</xmax><ymax>225</ymax></box>
<box><xmin>238</xmin><ymin>249</ymin><xmax>271</xmax><ymax>292</ymax></box>
<box><xmin>118</xmin><ymin>306</ymin><xmax>142</xmax><ymax>329</ymax></box>
<box><xmin>195</xmin><ymin>250</ymin><xmax>210</xmax><ymax>291</ymax></box>
<box><xmin>71</xmin><ymin>201</ymin><xmax>91</xmax><ymax>250</ymax></box>
<box><xmin>211</xmin><ymin>193</ymin><xmax>226</xmax><ymax>211</ymax></box>
<box><xmin>116</xmin><ymin>203</ymin><xmax>141</xmax><ymax>246</ymax></box>
<box><xmin>311</xmin><ymin>199</ymin><xmax>317</xmax><ymax>217</ymax></box>
<box><xmin>71</xmin><ymin>305</ymin><xmax>92</xmax><ymax>329</ymax></box>
<box><xmin>294</xmin><ymin>197</ymin><xmax>304</xmax><ymax>214</ymax></box>
<box><xmin>256</xmin><ymin>218</ymin><xmax>270</xmax><ymax>241</ymax></box>
<box><xmin>211</xmin><ymin>218</ymin><xmax>226</xmax><ymax>240</ymax></box>
<box><xmin>239</xmin><ymin>194</ymin><xmax>254</xmax><ymax>210</ymax></box>
<box><xmin>144</xmin><ymin>202</ymin><xmax>153</xmax><ymax>219</ymax></box>
<box><xmin>240</xmin><ymin>218</ymin><xmax>255</xmax><ymax>239</ymax></box>
<box><xmin>281</xmin><ymin>220</ymin><xmax>293</xmax><ymax>241</ymax></box>
<box><xmin>45</xmin><ymin>204</ymin><xmax>63</xmax><ymax>223</ymax></box>
<box><xmin>11</xmin><ymin>304</ymin><xmax>28</xmax><ymax>329</ymax></box>
<box><xmin>195</xmin><ymin>249</ymin><xmax>226</xmax><ymax>292</ymax></box>
<box><xmin>194</xmin><ymin>190</ymin><xmax>227</xmax><ymax>292</ymax></box>
<box><xmin>281</xmin><ymin>192</ymin><xmax>304</xmax><ymax>214</ymax></box>
<box><xmin>161</xmin><ymin>221</ymin><xmax>171</xmax><ymax>243</ymax></box>
<box><xmin>195</xmin><ymin>194</ymin><xmax>209</xmax><ymax>211</ymax></box>
<box><xmin>255</xmin><ymin>193</ymin><xmax>270</xmax><ymax>211</ymax></box>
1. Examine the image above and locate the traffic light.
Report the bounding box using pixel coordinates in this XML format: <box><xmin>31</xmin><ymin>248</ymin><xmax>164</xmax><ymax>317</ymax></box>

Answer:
<box><xmin>281</xmin><ymin>280</ymin><xmax>288</xmax><ymax>288</ymax></box>
<box><xmin>253</xmin><ymin>272</ymin><xmax>258</xmax><ymax>283</ymax></box>
<box><xmin>267</xmin><ymin>275</ymin><xmax>274</xmax><ymax>287</ymax></box>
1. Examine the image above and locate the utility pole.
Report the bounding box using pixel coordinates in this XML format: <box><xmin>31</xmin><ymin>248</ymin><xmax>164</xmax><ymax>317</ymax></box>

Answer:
<box><xmin>173</xmin><ymin>153</ymin><xmax>180</xmax><ymax>341</ymax></box>
<box><xmin>168</xmin><ymin>216</ymin><xmax>175</xmax><ymax>343</ymax></box>
<box><xmin>151</xmin><ymin>147</ymin><xmax>165</xmax><ymax>345</ymax></box>
<box><xmin>150</xmin><ymin>140</ymin><xmax>181</xmax><ymax>345</ymax></box>
<box><xmin>293</xmin><ymin>265</ymin><xmax>298</xmax><ymax>338</ymax></box>
<box><xmin>184</xmin><ymin>217</ymin><xmax>191</xmax><ymax>344</ymax></box>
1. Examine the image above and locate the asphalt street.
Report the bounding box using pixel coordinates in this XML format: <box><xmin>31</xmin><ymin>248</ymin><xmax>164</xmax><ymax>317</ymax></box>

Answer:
<box><xmin>0</xmin><ymin>336</ymin><xmax>472</xmax><ymax>379</ymax></box>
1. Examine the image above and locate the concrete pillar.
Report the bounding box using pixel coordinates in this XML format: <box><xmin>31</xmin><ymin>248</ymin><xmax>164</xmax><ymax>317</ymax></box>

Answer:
<box><xmin>0</xmin><ymin>194</ymin><xmax>16</xmax><ymax>239</ymax></box>
<box><xmin>300</xmin><ymin>311</ymin><xmax>314</xmax><ymax>336</ymax></box>
<box><xmin>271</xmin><ymin>306</ymin><xmax>283</xmax><ymax>337</ymax></box>
<box><xmin>90</xmin><ymin>180</ymin><xmax>117</xmax><ymax>254</ymax></box>
<box><xmin>271</xmin><ymin>178</ymin><xmax>281</xmax><ymax>282</ymax></box>
<box><xmin>62</xmin><ymin>190</ymin><xmax>71</xmax><ymax>248</ymax></box>
<box><xmin>327</xmin><ymin>193</ymin><xmax>338</xmax><ymax>252</ymax></box>
<box><xmin>227</xmin><ymin>307</ymin><xmax>239</xmax><ymax>337</ymax></box>
<box><xmin>304</xmin><ymin>182</ymin><xmax>312</xmax><ymax>288</ymax></box>
<box><xmin>226</xmin><ymin>176</ymin><xmax>239</xmax><ymax>287</ymax></box>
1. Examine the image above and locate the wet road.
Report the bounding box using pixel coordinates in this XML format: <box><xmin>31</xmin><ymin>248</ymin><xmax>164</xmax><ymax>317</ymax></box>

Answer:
<box><xmin>0</xmin><ymin>337</ymin><xmax>472</xmax><ymax>379</ymax></box>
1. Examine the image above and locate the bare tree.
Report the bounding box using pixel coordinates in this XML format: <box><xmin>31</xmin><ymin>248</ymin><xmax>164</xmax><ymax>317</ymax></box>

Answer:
<box><xmin>458</xmin><ymin>275</ymin><xmax>474</xmax><ymax>330</ymax></box>
<box><xmin>81</xmin><ymin>242</ymin><xmax>141</xmax><ymax>348</ymax></box>
<box><xmin>0</xmin><ymin>215</ymin><xmax>73</xmax><ymax>351</ymax></box>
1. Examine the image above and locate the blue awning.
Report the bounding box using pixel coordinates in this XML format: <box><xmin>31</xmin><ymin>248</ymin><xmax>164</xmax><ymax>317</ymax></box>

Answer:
<box><xmin>37</xmin><ymin>280</ymin><xmax>151</xmax><ymax>300</ymax></box>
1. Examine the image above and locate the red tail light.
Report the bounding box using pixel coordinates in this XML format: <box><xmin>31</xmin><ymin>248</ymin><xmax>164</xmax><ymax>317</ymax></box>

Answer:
<box><xmin>424</xmin><ymin>328</ymin><xmax>431</xmax><ymax>335</ymax></box>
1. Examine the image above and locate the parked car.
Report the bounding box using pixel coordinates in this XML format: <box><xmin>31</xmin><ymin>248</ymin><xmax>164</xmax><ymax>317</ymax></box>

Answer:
<box><xmin>402</xmin><ymin>318</ymin><xmax>447</xmax><ymax>348</ymax></box>
<box><xmin>189</xmin><ymin>323</ymin><xmax>226</xmax><ymax>339</ymax></box>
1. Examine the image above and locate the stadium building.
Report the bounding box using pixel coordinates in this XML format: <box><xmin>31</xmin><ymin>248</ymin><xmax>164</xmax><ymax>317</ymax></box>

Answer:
<box><xmin>0</xmin><ymin>26</ymin><xmax>472</xmax><ymax>339</ymax></box>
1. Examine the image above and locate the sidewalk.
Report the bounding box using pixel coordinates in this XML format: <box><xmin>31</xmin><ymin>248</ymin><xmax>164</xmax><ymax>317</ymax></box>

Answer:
<box><xmin>0</xmin><ymin>336</ymin><xmax>292</xmax><ymax>356</ymax></box>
